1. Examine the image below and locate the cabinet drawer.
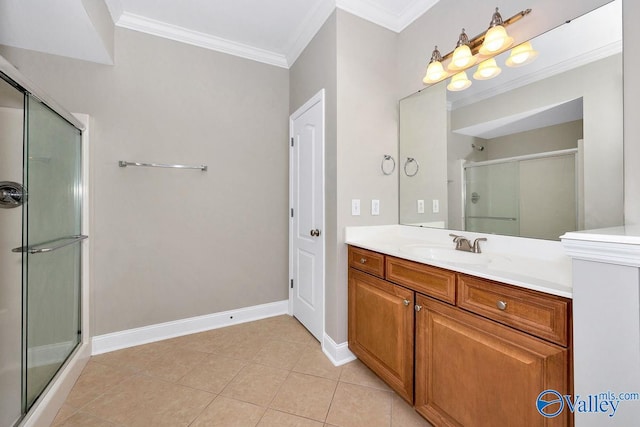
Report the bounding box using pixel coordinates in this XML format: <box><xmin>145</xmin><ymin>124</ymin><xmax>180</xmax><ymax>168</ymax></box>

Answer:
<box><xmin>386</xmin><ymin>256</ymin><xmax>456</xmax><ymax>304</ymax></box>
<box><xmin>457</xmin><ymin>275</ymin><xmax>570</xmax><ymax>346</ymax></box>
<box><xmin>348</xmin><ymin>246</ymin><xmax>385</xmax><ymax>278</ymax></box>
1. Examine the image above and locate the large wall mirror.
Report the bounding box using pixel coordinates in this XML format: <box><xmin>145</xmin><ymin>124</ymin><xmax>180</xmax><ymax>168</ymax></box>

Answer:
<box><xmin>399</xmin><ymin>0</ymin><xmax>622</xmax><ymax>240</ymax></box>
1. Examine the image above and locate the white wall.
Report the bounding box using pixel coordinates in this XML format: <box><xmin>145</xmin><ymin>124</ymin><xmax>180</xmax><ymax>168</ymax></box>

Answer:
<box><xmin>0</xmin><ymin>27</ymin><xmax>290</xmax><ymax>336</ymax></box>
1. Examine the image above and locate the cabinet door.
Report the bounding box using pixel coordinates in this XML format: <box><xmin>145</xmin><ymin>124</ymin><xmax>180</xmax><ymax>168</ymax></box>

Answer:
<box><xmin>348</xmin><ymin>268</ymin><xmax>414</xmax><ymax>403</ymax></box>
<box><xmin>415</xmin><ymin>295</ymin><xmax>569</xmax><ymax>427</ymax></box>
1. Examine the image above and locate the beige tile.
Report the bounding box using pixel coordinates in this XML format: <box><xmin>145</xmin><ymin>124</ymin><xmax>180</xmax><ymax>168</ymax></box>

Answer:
<box><xmin>179</xmin><ymin>352</ymin><xmax>246</xmax><ymax>394</ymax></box>
<box><xmin>260</xmin><ymin>316</ymin><xmax>318</xmax><ymax>345</ymax></box>
<box><xmin>339</xmin><ymin>359</ymin><xmax>391</xmax><ymax>391</ymax></box>
<box><xmin>82</xmin><ymin>374</ymin><xmax>214</xmax><ymax>426</ymax></box>
<box><xmin>209</xmin><ymin>333</ymin><xmax>271</xmax><ymax>361</ymax></box>
<box><xmin>270</xmin><ymin>372</ymin><xmax>337</xmax><ymax>421</ymax></box>
<box><xmin>190</xmin><ymin>396</ymin><xmax>265</xmax><ymax>427</ymax></box>
<box><xmin>63</xmin><ymin>361</ymin><xmax>135</xmax><ymax>409</ymax></box>
<box><xmin>326</xmin><ymin>382</ymin><xmax>392</xmax><ymax>427</ymax></box>
<box><xmin>51</xmin><ymin>404</ymin><xmax>78</xmax><ymax>426</ymax></box>
<box><xmin>166</xmin><ymin>328</ymin><xmax>230</xmax><ymax>353</ymax></box>
<box><xmin>54</xmin><ymin>411</ymin><xmax>118</xmax><ymax>426</ymax></box>
<box><xmin>258</xmin><ymin>409</ymin><xmax>324</xmax><ymax>427</ymax></box>
<box><xmin>252</xmin><ymin>339</ymin><xmax>307</xmax><ymax>370</ymax></box>
<box><xmin>221</xmin><ymin>363</ymin><xmax>289</xmax><ymax>406</ymax></box>
<box><xmin>391</xmin><ymin>393</ymin><xmax>433</xmax><ymax>427</ymax></box>
<box><xmin>141</xmin><ymin>347</ymin><xmax>207</xmax><ymax>382</ymax></box>
<box><xmin>90</xmin><ymin>340</ymin><xmax>175</xmax><ymax>372</ymax></box>
<box><xmin>292</xmin><ymin>345</ymin><xmax>342</xmax><ymax>380</ymax></box>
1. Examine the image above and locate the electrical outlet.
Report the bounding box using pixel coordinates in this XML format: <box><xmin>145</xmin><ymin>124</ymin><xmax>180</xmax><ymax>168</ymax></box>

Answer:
<box><xmin>433</xmin><ymin>199</ymin><xmax>440</xmax><ymax>213</ymax></box>
<box><xmin>371</xmin><ymin>199</ymin><xmax>380</xmax><ymax>216</ymax></box>
<box><xmin>352</xmin><ymin>199</ymin><xmax>361</xmax><ymax>216</ymax></box>
<box><xmin>417</xmin><ymin>199</ymin><xmax>425</xmax><ymax>214</ymax></box>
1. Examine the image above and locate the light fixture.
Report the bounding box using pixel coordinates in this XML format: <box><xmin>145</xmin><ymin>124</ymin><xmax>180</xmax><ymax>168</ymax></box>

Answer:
<box><xmin>505</xmin><ymin>41</ymin><xmax>539</xmax><ymax>67</ymax></box>
<box><xmin>448</xmin><ymin>29</ymin><xmax>476</xmax><ymax>71</ymax></box>
<box><xmin>420</xmin><ymin>8</ymin><xmax>532</xmax><ymax>86</ymax></box>
<box><xmin>473</xmin><ymin>58</ymin><xmax>502</xmax><ymax>80</ymax></box>
<box><xmin>447</xmin><ymin>71</ymin><xmax>472</xmax><ymax>91</ymax></box>
<box><xmin>423</xmin><ymin>46</ymin><xmax>448</xmax><ymax>84</ymax></box>
<box><xmin>479</xmin><ymin>8</ymin><xmax>514</xmax><ymax>55</ymax></box>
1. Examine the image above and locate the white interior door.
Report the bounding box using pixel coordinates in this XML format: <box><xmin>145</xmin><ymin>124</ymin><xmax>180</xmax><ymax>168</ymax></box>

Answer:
<box><xmin>289</xmin><ymin>89</ymin><xmax>324</xmax><ymax>342</ymax></box>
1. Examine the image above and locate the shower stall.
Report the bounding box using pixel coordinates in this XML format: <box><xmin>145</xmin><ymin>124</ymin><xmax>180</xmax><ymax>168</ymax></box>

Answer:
<box><xmin>0</xmin><ymin>57</ymin><xmax>87</xmax><ymax>426</ymax></box>
<box><xmin>464</xmin><ymin>149</ymin><xmax>579</xmax><ymax>240</ymax></box>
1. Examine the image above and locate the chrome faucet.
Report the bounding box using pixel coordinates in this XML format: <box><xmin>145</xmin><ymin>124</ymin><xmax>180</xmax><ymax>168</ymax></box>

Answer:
<box><xmin>449</xmin><ymin>234</ymin><xmax>487</xmax><ymax>253</ymax></box>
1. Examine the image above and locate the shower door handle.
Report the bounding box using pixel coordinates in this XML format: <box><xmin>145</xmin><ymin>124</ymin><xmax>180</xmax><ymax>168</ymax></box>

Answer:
<box><xmin>12</xmin><ymin>235</ymin><xmax>88</xmax><ymax>254</ymax></box>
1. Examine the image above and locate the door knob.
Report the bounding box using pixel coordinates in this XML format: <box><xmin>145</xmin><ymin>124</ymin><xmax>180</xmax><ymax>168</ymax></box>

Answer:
<box><xmin>310</xmin><ymin>229</ymin><xmax>321</xmax><ymax>237</ymax></box>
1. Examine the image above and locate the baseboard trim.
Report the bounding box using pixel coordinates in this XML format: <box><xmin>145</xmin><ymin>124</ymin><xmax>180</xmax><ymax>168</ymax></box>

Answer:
<box><xmin>92</xmin><ymin>300</ymin><xmax>289</xmax><ymax>355</ymax></box>
<box><xmin>322</xmin><ymin>333</ymin><xmax>356</xmax><ymax>366</ymax></box>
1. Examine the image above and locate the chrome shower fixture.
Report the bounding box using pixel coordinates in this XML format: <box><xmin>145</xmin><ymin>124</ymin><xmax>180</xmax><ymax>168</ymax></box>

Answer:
<box><xmin>472</xmin><ymin>144</ymin><xmax>485</xmax><ymax>151</ymax></box>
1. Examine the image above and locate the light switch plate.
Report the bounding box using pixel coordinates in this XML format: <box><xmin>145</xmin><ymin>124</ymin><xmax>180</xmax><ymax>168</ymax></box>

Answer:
<box><xmin>352</xmin><ymin>199</ymin><xmax>361</xmax><ymax>216</ymax></box>
<box><xmin>417</xmin><ymin>199</ymin><xmax>425</xmax><ymax>214</ymax></box>
<box><xmin>371</xmin><ymin>199</ymin><xmax>380</xmax><ymax>216</ymax></box>
<box><xmin>432</xmin><ymin>199</ymin><xmax>440</xmax><ymax>213</ymax></box>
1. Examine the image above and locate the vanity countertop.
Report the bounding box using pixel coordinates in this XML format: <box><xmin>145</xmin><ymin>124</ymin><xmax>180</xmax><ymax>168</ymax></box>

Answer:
<box><xmin>345</xmin><ymin>225</ymin><xmax>573</xmax><ymax>299</ymax></box>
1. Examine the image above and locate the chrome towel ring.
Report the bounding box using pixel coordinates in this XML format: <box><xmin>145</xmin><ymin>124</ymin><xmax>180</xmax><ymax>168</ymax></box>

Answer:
<box><xmin>381</xmin><ymin>155</ymin><xmax>395</xmax><ymax>175</ymax></box>
<box><xmin>404</xmin><ymin>157</ymin><xmax>420</xmax><ymax>177</ymax></box>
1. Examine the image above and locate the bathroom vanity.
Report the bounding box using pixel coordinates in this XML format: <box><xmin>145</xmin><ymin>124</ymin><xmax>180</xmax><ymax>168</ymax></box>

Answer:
<box><xmin>346</xmin><ymin>225</ymin><xmax>573</xmax><ymax>427</ymax></box>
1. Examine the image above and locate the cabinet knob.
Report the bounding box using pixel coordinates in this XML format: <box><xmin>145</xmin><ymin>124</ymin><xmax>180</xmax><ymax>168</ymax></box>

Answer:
<box><xmin>360</xmin><ymin>258</ymin><xmax>367</xmax><ymax>264</ymax></box>
<box><xmin>403</xmin><ymin>299</ymin><xmax>410</xmax><ymax>306</ymax></box>
<box><xmin>496</xmin><ymin>300</ymin><xmax>508</xmax><ymax>311</ymax></box>
<box><xmin>415</xmin><ymin>304</ymin><xmax>422</xmax><ymax>312</ymax></box>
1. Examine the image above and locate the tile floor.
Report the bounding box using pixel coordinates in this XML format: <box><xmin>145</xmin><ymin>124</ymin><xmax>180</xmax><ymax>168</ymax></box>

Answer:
<box><xmin>51</xmin><ymin>315</ymin><xmax>433</xmax><ymax>427</ymax></box>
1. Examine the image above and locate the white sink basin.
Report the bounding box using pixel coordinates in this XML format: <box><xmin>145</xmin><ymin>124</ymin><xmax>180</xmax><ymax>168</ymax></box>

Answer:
<box><xmin>400</xmin><ymin>244</ymin><xmax>492</xmax><ymax>266</ymax></box>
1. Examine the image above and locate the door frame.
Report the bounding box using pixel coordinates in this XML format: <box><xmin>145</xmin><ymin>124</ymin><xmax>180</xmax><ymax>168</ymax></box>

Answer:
<box><xmin>288</xmin><ymin>89</ymin><xmax>326</xmax><ymax>341</ymax></box>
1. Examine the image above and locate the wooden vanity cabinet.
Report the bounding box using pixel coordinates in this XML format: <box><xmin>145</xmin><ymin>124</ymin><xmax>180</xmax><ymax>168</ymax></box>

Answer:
<box><xmin>348</xmin><ymin>267</ymin><xmax>415</xmax><ymax>402</ymax></box>
<box><xmin>347</xmin><ymin>245</ymin><xmax>572</xmax><ymax>426</ymax></box>
<box><xmin>414</xmin><ymin>295</ymin><xmax>570</xmax><ymax>427</ymax></box>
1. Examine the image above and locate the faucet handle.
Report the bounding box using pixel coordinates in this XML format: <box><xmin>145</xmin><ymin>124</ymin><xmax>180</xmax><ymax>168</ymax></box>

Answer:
<box><xmin>449</xmin><ymin>233</ymin><xmax>464</xmax><ymax>242</ymax></box>
<box><xmin>472</xmin><ymin>237</ymin><xmax>487</xmax><ymax>253</ymax></box>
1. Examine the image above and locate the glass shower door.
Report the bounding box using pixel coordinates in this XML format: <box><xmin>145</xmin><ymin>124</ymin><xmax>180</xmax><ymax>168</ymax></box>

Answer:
<box><xmin>22</xmin><ymin>94</ymin><xmax>83</xmax><ymax>409</ymax></box>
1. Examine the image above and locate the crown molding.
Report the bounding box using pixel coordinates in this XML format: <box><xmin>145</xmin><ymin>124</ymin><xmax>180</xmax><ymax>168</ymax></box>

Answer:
<box><xmin>116</xmin><ymin>12</ymin><xmax>289</xmax><ymax>69</ymax></box>
<box><xmin>336</xmin><ymin>0</ymin><xmax>440</xmax><ymax>33</ymax></box>
<box><xmin>285</xmin><ymin>0</ymin><xmax>337</xmax><ymax>67</ymax></box>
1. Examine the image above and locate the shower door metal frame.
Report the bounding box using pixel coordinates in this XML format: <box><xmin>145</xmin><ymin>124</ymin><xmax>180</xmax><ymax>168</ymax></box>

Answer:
<box><xmin>0</xmin><ymin>55</ymin><xmax>91</xmax><ymax>427</ymax></box>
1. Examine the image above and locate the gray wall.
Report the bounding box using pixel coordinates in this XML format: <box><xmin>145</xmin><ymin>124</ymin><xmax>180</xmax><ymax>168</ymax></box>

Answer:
<box><xmin>335</xmin><ymin>10</ymin><xmax>398</xmax><ymax>343</ymax></box>
<box><xmin>289</xmin><ymin>12</ymin><xmax>339</xmax><ymax>340</ymax></box>
<box><xmin>290</xmin><ymin>10</ymin><xmax>398</xmax><ymax>343</ymax></box>
<box><xmin>0</xmin><ymin>28</ymin><xmax>290</xmax><ymax>336</ymax></box>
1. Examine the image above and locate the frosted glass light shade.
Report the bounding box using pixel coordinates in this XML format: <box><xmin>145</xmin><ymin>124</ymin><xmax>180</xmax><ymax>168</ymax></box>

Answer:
<box><xmin>423</xmin><ymin>60</ymin><xmax>447</xmax><ymax>84</ymax></box>
<box><xmin>447</xmin><ymin>71</ymin><xmax>472</xmax><ymax>91</ymax></box>
<box><xmin>448</xmin><ymin>45</ymin><xmax>477</xmax><ymax>71</ymax></box>
<box><xmin>506</xmin><ymin>41</ymin><xmax>539</xmax><ymax>67</ymax></box>
<box><xmin>479</xmin><ymin>25</ymin><xmax>514</xmax><ymax>55</ymax></box>
<box><xmin>473</xmin><ymin>58</ymin><xmax>502</xmax><ymax>80</ymax></box>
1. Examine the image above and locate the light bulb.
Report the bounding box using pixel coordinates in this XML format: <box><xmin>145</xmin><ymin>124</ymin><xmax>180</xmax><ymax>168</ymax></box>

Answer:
<box><xmin>423</xmin><ymin>46</ymin><xmax>448</xmax><ymax>84</ymax></box>
<box><xmin>447</xmin><ymin>71</ymin><xmax>472</xmax><ymax>91</ymax></box>
<box><xmin>473</xmin><ymin>58</ymin><xmax>502</xmax><ymax>80</ymax></box>
<box><xmin>448</xmin><ymin>29</ymin><xmax>477</xmax><ymax>71</ymax></box>
<box><xmin>423</xmin><ymin>60</ymin><xmax>447</xmax><ymax>84</ymax></box>
<box><xmin>449</xmin><ymin>45</ymin><xmax>476</xmax><ymax>71</ymax></box>
<box><xmin>479</xmin><ymin>8</ymin><xmax>514</xmax><ymax>55</ymax></box>
<box><xmin>506</xmin><ymin>41</ymin><xmax>539</xmax><ymax>67</ymax></box>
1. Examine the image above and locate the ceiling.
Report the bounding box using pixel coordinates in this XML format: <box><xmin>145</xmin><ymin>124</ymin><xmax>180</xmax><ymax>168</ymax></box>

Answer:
<box><xmin>0</xmin><ymin>0</ymin><xmax>441</xmax><ymax>68</ymax></box>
